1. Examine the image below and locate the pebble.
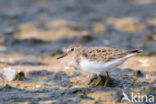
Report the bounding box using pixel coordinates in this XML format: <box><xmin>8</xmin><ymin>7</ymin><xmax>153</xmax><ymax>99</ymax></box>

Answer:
<box><xmin>2</xmin><ymin>67</ymin><xmax>18</xmax><ymax>81</ymax></box>
<box><xmin>134</xmin><ymin>70</ymin><xmax>144</xmax><ymax>77</ymax></box>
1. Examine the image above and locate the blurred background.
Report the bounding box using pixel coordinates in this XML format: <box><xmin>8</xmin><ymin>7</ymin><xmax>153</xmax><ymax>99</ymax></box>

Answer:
<box><xmin>0</xmin><ymin>0</ymin><xmax>156</xmax><ymax>54</ymax></box>
<box><xmin>0</xmin><ymin>0</ymin><xmax>156</xmax><ymax>103</ymax></box>
<box><xmin>0</xmin><ymin>0</ymin><xmax>155</xmax><ymax>70</ymax></box>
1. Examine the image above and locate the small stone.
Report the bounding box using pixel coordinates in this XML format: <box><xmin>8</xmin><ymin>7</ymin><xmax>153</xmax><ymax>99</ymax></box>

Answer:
<box><xmin>18</xmin><ymin>72</ymin><xmax>28</xmax><ymax>81</ymax></box>
<box><xmin>134</xmin><ymin>70</ymin><xmax>144</xmax><ymax>77</ymax></box>
<box><xmin>2</xmin><ymin>67</ymin><xmax>18</xmax><ymax>81</ymax></box>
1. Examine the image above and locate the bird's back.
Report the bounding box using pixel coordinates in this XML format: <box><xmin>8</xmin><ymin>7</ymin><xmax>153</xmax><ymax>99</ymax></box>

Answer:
<box><xmin>82</xmin><ymin>46</ymin><xmax>142</xmax><ymax>63</ymax></box>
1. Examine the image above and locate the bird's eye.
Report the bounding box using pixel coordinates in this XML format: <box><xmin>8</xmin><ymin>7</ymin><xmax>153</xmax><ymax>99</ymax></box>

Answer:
<box><xmin>71</xmin><ymin>48</ymin><xmax>74</xmax><ymax>51</ymax></box>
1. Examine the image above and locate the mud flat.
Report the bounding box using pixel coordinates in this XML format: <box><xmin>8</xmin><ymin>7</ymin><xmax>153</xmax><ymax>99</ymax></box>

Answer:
<box><xmin>0</xmin><ymin>0</ymin><xmax>156</xmax><ymax>103</ymax></box>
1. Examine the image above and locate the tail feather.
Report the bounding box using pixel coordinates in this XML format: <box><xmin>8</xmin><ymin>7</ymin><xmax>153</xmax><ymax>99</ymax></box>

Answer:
<box><xmin>129</xmin><ymin>50</ymin><xmax>143</xmax><ymax>53</ymax></box>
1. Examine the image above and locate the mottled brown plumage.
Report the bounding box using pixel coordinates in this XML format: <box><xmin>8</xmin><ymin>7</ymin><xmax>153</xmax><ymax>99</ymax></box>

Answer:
<box><xmin>60</xmin><ymin>44</ymin><xmax>141</xmax><ymax>63</ymax></box>
<box><xmin>57</xmin><ymin>44</ymin><xmax>142</xmax><ymax>65</ymax></box>
<box><xmin>83</xmin><ymin>47</ymin><xmax>141</xmax><ymax>62</ymax></box>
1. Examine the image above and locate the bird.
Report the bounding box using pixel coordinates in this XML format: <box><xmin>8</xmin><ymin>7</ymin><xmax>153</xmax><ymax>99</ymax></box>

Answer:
<box><xmin>57</xmin><ymin>44</ymin><xmax>142</xmax><ymax>87</ymax></box>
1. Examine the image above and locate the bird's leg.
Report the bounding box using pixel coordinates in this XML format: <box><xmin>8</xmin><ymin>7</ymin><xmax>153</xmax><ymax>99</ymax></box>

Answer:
<box><xmin>104</xmin><ymin>72</ymin><xmax>110</xmax><ymax>87</ymax></box>
<box><xmin>95</xmin><ymin>75</ymin><xmax>102</xmax><ymax>86</ymax></box>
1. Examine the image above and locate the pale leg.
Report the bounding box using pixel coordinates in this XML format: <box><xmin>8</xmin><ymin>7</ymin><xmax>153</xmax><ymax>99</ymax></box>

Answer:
<box><xmin>95</xmin><ymin>75</ymin><xmax>102</xmax><ymax>86</ymax></box>
<box><xmin>104</xmin><ymin>72</ymin><xmax>110</xmax><ymax>87</ymax></box>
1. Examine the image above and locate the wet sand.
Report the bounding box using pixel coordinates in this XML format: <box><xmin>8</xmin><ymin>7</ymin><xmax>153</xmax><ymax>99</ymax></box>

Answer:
<box><xmin>0</xmin><ymin>0</ymin><xmax>156</xmax><ymax>104</ymax></box>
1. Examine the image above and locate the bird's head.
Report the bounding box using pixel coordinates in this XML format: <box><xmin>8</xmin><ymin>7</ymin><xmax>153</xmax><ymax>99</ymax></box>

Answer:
<box><xmin>57</xmin><ymin>44</ymin><xmax>83</xmax><ymax>59</ymax></box>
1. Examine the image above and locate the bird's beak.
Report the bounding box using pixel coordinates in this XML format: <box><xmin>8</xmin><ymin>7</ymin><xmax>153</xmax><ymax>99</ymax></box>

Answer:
<box><xmin>57</xmin><ymin>53</ymin><xmax>68</xmax><ymax>60</ymax></box>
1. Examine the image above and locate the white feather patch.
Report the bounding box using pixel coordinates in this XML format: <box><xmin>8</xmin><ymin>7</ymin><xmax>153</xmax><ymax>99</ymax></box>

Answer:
<box><xmin>80</xmin><ymin>53</ymin><xmax>136</xmax><ymax>74</ymax></box>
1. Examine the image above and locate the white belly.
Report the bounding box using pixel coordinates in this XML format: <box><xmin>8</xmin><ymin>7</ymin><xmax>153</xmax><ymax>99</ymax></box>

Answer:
<box><xmin>79</xmin><ymin>54</ymin><xmax>136</xmax><ymax>75</ymax></box>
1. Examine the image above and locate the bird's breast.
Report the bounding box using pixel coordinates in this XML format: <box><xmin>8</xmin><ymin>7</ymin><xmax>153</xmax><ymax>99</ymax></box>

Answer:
<box><xmin>79</xmin><ymin>59</ymin><xmax>107</xmax><ymax>74</ymax></box>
